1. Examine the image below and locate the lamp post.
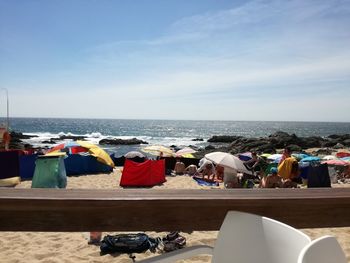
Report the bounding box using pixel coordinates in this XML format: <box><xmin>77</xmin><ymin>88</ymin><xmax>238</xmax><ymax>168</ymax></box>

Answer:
<box><xmin>1</xmin><ymin>88</ymin><xmax>9</xmax><ymax>130</ymax></box>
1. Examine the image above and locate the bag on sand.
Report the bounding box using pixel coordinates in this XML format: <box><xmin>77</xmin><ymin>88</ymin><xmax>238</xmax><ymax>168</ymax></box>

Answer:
<box><xmin>100</xmin><ymin>233</ymin><xmax>160</xmax><ymax>255</ymax></box>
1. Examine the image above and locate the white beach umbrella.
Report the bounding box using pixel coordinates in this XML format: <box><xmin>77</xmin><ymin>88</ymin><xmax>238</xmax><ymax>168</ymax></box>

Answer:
<box><xmin>205</xmin><ymin>152</ymin><xmax>249</xmax><ymax>173</ymax></box>
<box><xmin>124</xmin><ymin>151</ymin><xmax>145</xmax><ymax>159</ymax></box>
<box><xmin>267</xmin><ymin>154</ymin><xmax>282</xmax><ymax>162</ymax></box>
<box><xmin>322</xmin><ymin>155</ymin><xmax>337</xmax><ymax>161</ymax></box>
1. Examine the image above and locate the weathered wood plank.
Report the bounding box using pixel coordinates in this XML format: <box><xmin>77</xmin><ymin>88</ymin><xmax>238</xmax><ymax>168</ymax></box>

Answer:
<box><xmin>0</xmin><ymin>188</ymin><xmax>349</xmax><ymax>231</ymax></box>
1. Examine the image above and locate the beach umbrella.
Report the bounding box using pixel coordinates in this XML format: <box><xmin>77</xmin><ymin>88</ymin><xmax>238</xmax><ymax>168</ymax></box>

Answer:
<box><xmin>267</xmin><ymin>154</ymin><xmax>282</xmax><ymax>163</ymax></box>
<box><xmin>47</xmin><ymin>141</ymin><xmax>84</xmax><ymax>154</ymax></box>
<box><xmin>322</xmin><ymin>155</ymin><xmax>337</xmax><ymax>161</ymax></box>
<box><xmin>300</xmin><ymin>156</ymin><xmax>321</xmax><ymax>163</ymax></box>
<box><xmin>238</xmin><ymin>152</ymin><xmax>252</xmax><ymax>161</ymax></box>
<box><xmin>322</xmin><ymin>159</ymin><xmax>349</xmax><ymax>166</ymax></box>
<box><xmin>124</xmin><ymin>151</ymin><xmax>145</xmax><ymax>159</ymax></box>
<box><xmin>205</xmin><ymin>152</ymin><xmax>244</xmax><ymax>171</ymax></box>
<box><xmin>142</xmin><ymin>145</ymin><xmax>174</xmax><ymax>157</ymax></box>
<box><xmin>341</xmin><ymin>157</ymin><xmax>350</xmax><ymax>162</ymax></box>
<box><xmin>175</xmin><ymin>147</ymin><xmax>197</xmax><ymax>157</ymax></box>
<box><xmin>292</xmin><ymin>153</ymin><xmax>309</xmax><ymax>161</ymax></box>
<box><xmin>336</xmin><ymin>152</ymin><xmax>350</xmax><ymax>158</ymax></box>
<box><xmin>47</xmin><ymin>140</ymin><xmax>115</xmax><ymax>167</ymax></box>
<box><xmin>181</xmin><ymin>153</ymin><xmax>195</xmax><ymax>158</ymax></box>
<box><xmin>260</xmin><ymin>153</ymin><xmax>272</xmax><ymax>158</ymax></box>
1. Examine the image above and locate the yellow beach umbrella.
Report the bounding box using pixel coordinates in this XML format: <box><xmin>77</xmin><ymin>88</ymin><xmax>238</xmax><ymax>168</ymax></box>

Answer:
<box><xmin>77</xmin><ymin>141</ymin><xmax>115</xmax><ymax>167</ymax></box>
<box><xmin>142</xmin><ymin>145</ymin><xmax>174</xmax><ymax>157</ymax></box>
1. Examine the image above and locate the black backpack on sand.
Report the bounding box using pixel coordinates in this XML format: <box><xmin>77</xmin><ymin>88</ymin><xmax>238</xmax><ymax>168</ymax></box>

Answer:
<box><xmin>100</xmin><ymin>233</ymin><xmax>160</xmax><ymax>255</ymax></box>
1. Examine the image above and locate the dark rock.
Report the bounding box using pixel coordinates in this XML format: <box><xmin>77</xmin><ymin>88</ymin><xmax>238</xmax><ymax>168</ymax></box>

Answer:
<box><xmin>321</xmin><ymin>139</ymin><xmax>339</xmax><ymax>148</ymax></box>
<box><xmin>313</xmin><ymin>148</ymin><xmax>332</xmax><ymax>155</ymax></box>
<box><xmin>299</xmin><ymin>136</ymin><xmax>324</xmax><ymax>148</ymax></box>
<box><xmin>59</xmin><ymin>135</ymin><xmax>87</xmax><ymax>140</ymax></box>
<box><xmin>328</xmin><ymin>134</ymin><xmax>350</xmax><ymax>140</ymax></box>
<box><xmin>42</xmin><ymin>139</ymin><xmax>57</xmax><ymax>144</ymax></box>
<box><xmin>205</xmin><ymin>145</ymin><xmax>216</xmax><ymax>150</ymax></box>
<box><xmin>208</xmin><ymin>135</ymin><xmax>242</xmax><ymax>143</ymax></box>
<box><xmin>333</xmin><ymin>143</ymin><xmax>345</xmax><ymax>149</ymax></box>
<box><xmin>99</xmin><ymin>138</ymin><xmax>148</xmax><ymax>145</ymax></box>
<box><xmin>10</xmin><ymin>131</ymin><xmax>38</xmax><ymax>140</ymax></box>
<box><xmin>286</xmin><ymin>144</ymin><xmax>302</xmax><ymax>152</ymax></box>
<box><xmin>343</xmin><ymin>139</ymin><xmax>350</xmax><ymax>147</ymax></box>
<box><xmin>192</xmin><ymin>138</ymin><xmax>204</xmax><ymax>141</ymax></box>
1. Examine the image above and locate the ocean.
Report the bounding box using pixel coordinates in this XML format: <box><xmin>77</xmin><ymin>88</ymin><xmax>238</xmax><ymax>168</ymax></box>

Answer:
<box><xmin>2</xmin><ymin>117</ymin><xmax>350</xmax><ymax>156</ymax></box>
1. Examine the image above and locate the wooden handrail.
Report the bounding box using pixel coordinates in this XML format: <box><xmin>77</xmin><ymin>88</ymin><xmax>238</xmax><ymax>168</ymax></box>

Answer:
<box><xmin>0</xmin><ymin>188</ymin><xmax>349</xmax><ymax>231</ymax></box>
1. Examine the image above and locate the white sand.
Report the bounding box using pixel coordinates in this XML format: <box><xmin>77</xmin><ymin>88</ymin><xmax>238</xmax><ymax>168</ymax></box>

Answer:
<box><xmin>1</xmin><ymin>169</ymin><xmax>348</xmax><ymax>262</ymax></box>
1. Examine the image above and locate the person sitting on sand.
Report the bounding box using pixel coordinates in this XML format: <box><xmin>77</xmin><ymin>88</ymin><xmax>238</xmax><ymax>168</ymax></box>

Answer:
<box><xmin>223</xmin><ymin>167</ymin><xmax>240</xmax><ymax>188</ymax></box>
<box><xmin>260</xmin><ymin>167</ymin><xmax>283</xmax><ymax>188</ymax></box>
<box><xmin>184</xmin><ymin>164</ymin><xmax>198</xmax><ymax>176</ymax></box>
<box><xmin>244</xmin><ymin>152</ymin><xmax>267</xmax><ymax>177</ymax></box>
<box><xmin>196</xmin><ymin>161</ymin><xmax>215</xmax><ymax>181</ymax></box>
<box><xmin>215</xmin><ymin>164</ymin><xmax>224</xmax><ymax>181</ymax></box>
<box><xmin>174</xmin><ymin>157</ymin><xmax>186</xmax><ymax>175</ymax></box>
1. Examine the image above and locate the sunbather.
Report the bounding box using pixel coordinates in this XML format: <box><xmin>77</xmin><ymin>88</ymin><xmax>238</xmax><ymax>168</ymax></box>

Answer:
<box><xmin>196</xmin><ymin>161</ymin><xmax>215</xmax><ymax>181</ymax></box>
<box><xmin>184</xmin><ymin>164</ymin><xmax>198</xmax><ymax>176</ymax></box>
<box><xmin>260</xmin><ymin>167</ymin><xmax>283</xmax><ymax>188</ymax></box>
<box><xmin>174</xmin><ymin>158</ymin><xmax>186</xmax><ymax>175</ymax></box>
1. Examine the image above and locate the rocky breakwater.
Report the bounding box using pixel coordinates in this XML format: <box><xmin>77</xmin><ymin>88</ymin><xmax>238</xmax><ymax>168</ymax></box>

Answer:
<box><xmin>99</xmin><ymin>138</ymin><xmax>149</xmax><ymax>145</ymax></box>
<box><xmin>205</xmin><ymin>131</ymin><xmax>350</xmax><ymax>155</ymax></box>
<box><xmin>9</xmin><ymin>131</ymin><xmax>37</xmax><ymax>149</ymax></box>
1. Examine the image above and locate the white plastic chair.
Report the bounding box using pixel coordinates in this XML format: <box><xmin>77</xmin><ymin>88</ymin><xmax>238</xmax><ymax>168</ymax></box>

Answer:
<box><xmin>297</xmin><ymin>235</ymin><xmax>347</xmax><ymax>263</ymax></box>
<box><xmin>138</xmin><ymin>211</ymin><xmax>311</xmax><ymax>263</ymax></box>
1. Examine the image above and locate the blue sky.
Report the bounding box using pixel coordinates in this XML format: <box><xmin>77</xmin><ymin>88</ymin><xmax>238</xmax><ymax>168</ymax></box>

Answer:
<box><xmin>0</xmin><ymin>0</ymin><xmax>349</xmax><ymax>121</ymax></box>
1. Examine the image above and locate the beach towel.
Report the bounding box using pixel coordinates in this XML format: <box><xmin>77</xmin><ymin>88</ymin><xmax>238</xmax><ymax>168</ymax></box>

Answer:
<box><xmin>193</xmin><ymin>177</ymin><xmax>218</xmax><ymax>186</ymax></box>
<box><xmin>278</xmin><ymin>157</ymin><xmax>298</xmax><ymax>179</ymax></box>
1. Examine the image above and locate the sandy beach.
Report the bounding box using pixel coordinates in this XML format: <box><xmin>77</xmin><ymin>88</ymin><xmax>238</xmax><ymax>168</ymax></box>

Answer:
<box><xmin>0</xmin><ymin>169</ymin><xmax>348</xmax><ymax>262</ymax></box>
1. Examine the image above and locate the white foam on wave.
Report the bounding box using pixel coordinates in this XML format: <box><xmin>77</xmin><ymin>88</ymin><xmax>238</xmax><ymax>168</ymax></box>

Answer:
<box><xmin>21</xmin><ymin>131</ymin><xmax>208</xmax><ymax>152</ymax></box>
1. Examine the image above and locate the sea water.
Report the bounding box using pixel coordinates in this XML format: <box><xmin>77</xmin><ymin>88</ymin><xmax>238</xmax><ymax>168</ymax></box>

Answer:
<box><xmin>2</xmin><ymin>117</ymin><xmax>350</xmax><ymax>156</ymax></box>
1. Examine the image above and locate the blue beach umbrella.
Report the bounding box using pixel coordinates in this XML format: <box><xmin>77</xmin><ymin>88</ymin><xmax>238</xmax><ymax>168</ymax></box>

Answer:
<box><xmin>238</xmin><ymin>152</ymin><xmax>252</xmax><ymax>161</ymax></box>
<box><xmin>341</xmin><ymin>157</ymin><xmax>350</xmax><ymax>162</ymax></box>
<box><xmin>292</xmin><ymin>153</ymin><xmax>309</xmax><ymax>161</ymax></box>
<box><xmin>300</xmin><ymin>156</ymin><xmax>321</xmax><ymax>163</ymax></box>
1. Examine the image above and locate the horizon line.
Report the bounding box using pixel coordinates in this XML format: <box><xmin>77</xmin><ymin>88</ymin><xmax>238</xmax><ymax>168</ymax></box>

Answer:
<box><xmin>2</xmin><ymin>116</ymin><xmax>350</xmax><ymax>124</ymax></box>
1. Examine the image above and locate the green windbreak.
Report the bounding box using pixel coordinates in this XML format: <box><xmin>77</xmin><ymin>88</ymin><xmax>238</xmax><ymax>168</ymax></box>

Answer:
<box><xmin>31</xmin><ymin>156</ymin><xmax>67</xmax><ymax>188</ymax></box>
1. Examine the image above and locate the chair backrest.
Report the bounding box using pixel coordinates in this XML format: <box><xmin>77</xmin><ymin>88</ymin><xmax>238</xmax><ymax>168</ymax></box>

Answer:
<box><xmin>212</xmin><ymin>211</ymin><xmax>311</xmax><ymax>263</ymax></box>
<box><xmin>297</xmin><ymin>236</ymin><xmax>347</xmax><ymax>263</ymax></box>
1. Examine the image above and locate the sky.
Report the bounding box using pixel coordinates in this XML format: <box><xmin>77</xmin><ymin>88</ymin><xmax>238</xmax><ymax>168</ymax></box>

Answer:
<box><xmin>0</xmin><ymin>0</ymin><xmax>349</xmax><ymax>122</ymax></box>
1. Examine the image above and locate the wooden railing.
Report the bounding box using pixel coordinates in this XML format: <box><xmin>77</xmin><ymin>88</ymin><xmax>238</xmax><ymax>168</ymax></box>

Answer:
<box><xmin>0</xmin><ymin>188</ymin><xmax>349</xmax><ymax>232</ymax></box>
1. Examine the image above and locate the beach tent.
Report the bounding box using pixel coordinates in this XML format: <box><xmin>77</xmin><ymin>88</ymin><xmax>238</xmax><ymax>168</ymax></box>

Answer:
<box><xmin>47</xmin><ymin>141</ymin><xmax>114</xmax><ymax>167</ymax></box>
<box><xmin>64</xmin><ymin>154</ymin><xmax>113</xmax><ymax>175</ymax></box>
<box><xmin>307</xmin><ymin>163</ymin><xmax>331</xmax><ymax>188</ymax></box>
<box><xmin>31</xmin><ymin>155</ymin><xmax>67</xmax><ymax>188</ymax></box>
<box><xmin>19</xmin><ymin>154</ymin><xmax>37</xmax><ymax>180</ymax></box>
<box><xmin>0</xmin><ymin>150</ymin><xmax>21</xmax><ymax>179</ymax></box>
<box><xmin>47</xmin><ymin>141</ymin><xmax>114</xmax><ymax>175</ymax></box>
<box><xmin>120</xmin><ymin>159</ymin><xmax>166</xmax><ymax>187</ymax></box>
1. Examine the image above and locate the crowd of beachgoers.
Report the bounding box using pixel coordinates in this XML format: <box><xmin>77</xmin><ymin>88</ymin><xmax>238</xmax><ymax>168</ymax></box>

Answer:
<box><xmin>1</xmin><ymin>131</ymin><xmax>350</xmax><ymax>262</ymax></box>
